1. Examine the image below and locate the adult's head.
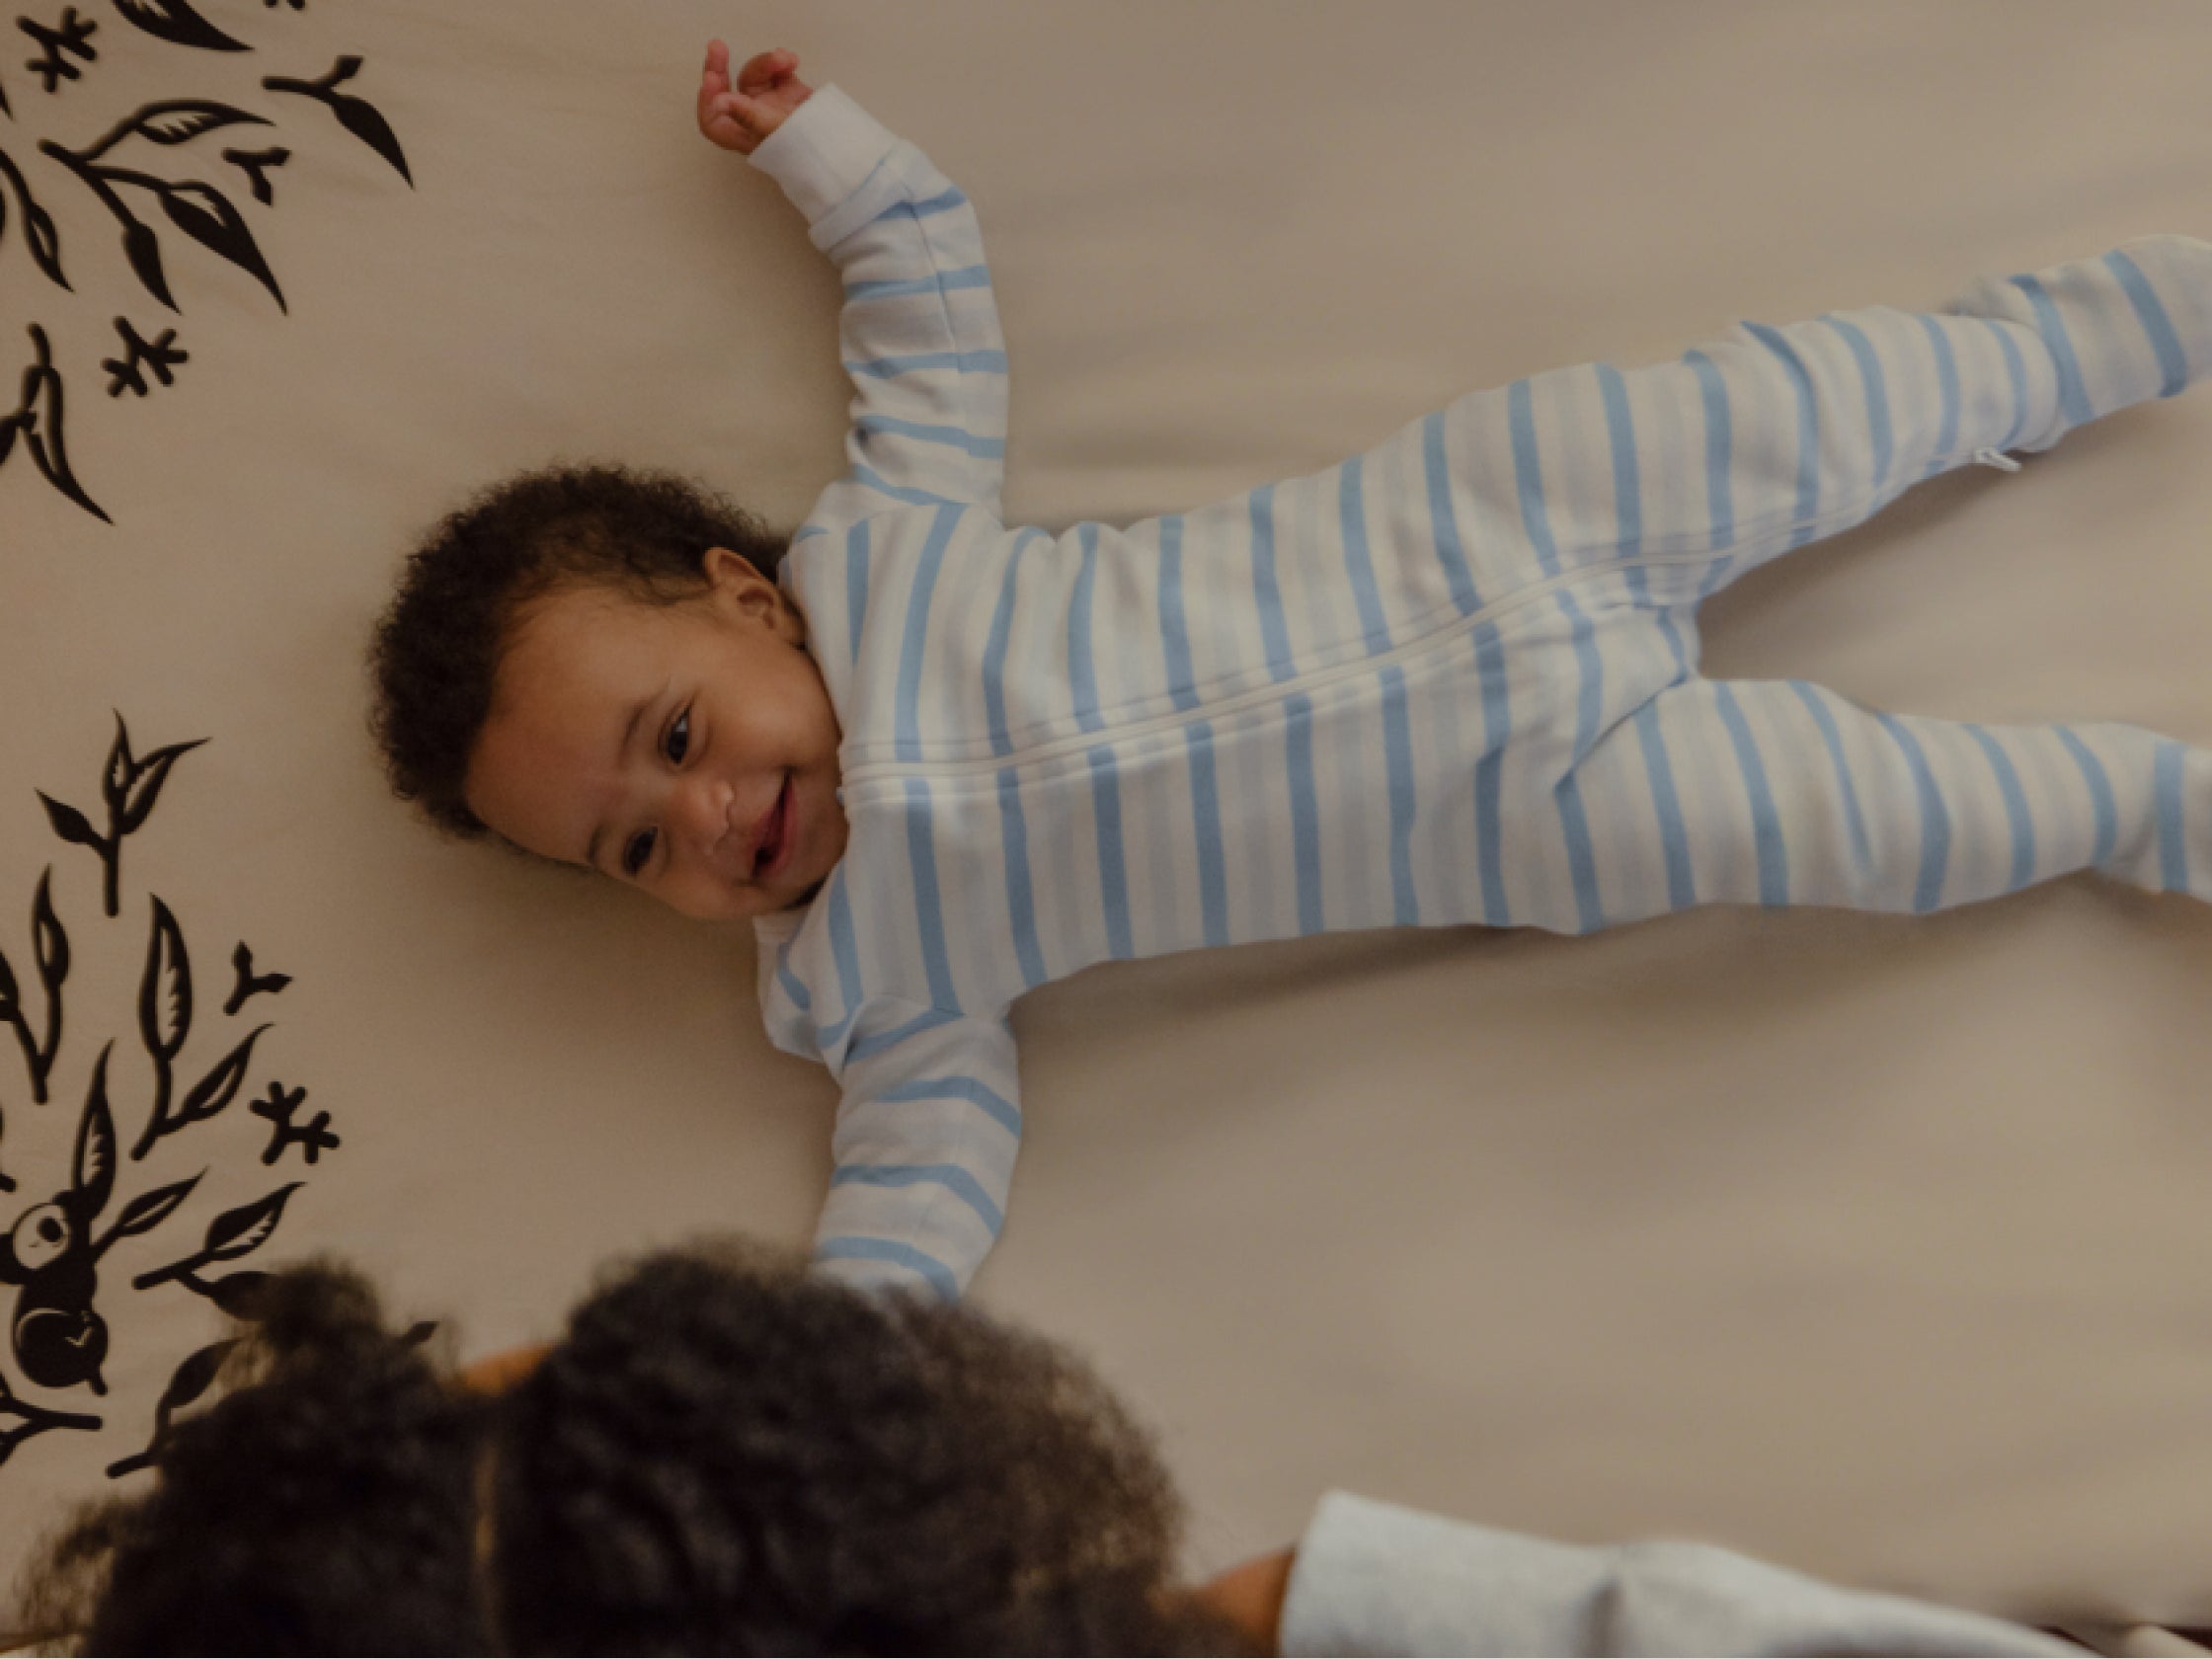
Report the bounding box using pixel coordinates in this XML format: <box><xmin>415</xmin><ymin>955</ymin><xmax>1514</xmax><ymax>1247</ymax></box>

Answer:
<box><xmin>24</xmin><ymin>1245</ymin><xmax>1249</xmax><ymax>1655</ymax></box>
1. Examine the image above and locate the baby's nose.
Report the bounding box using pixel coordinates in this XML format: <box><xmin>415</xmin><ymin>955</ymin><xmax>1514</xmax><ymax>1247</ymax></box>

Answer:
<box><xmin>675</xmin><ymin>775</ymin><xmax>734</xmax><ymax>857</ymax></box>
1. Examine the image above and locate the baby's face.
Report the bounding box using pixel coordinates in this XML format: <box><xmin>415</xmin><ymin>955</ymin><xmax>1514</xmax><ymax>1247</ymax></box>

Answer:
<box><xmin>464</xmin><ymin>550</ymin><xmax>847</xmax><ymax>921</ymax></box>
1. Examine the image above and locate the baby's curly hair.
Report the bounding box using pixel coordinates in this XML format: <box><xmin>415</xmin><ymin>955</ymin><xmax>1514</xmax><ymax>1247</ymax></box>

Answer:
<box><xmin>22</xmin><ymin>1247</ymin><xmax>1250</xmax><ymax>1656</ymax></box>
<box><xmin>368</xmin><ymin>464</ymin><xmax>790</xmax><ymax>838</ymax></box>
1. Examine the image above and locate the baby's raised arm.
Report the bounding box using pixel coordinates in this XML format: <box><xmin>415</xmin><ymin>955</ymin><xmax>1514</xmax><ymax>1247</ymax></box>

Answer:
<box><xmin>701</xmin><ymin>43</ymin><xmax>1012</xmax><ymax>525</ymax></box>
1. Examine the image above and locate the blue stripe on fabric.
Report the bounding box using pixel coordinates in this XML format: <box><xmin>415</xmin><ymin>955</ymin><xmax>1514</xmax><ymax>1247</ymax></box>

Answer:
<box><xmin>1338</xmin><ymin>456</ymin><xmax>1390</xmax><ymax>649</ymax></box>
<box><xmin>1250</xmin><ymin>486</ymin><xmax>1294</xmax><ymax>680</ymax></box>
<box><xmin>831</xmin><ymin>1163</ymin><xmax>1004</xmax><ymax>1234</ymax></box>
<box><xmin>983</xmin><ymin>529</ymin><xmax>1044</xmax><ymax>756</ymax></box>
<box><xmin>1743</xmin><ymin>322</ymin><xmax>1822</xmax><ymax>550</ymax></box>
<box><xmin>879</xmin><ymin>1074</ymin><xmax>1023</xmax><ymax>1139</ymax></box>
<box><xmin>871</xmin><ymin>186</ymin><xmax>968</xmax><ymax>222</ymax></box>
<box><xmin>845</xmin><ymin>350</ymin><xmax>1010</xmax><ymax>379</ymax></box>
<box><xmin>775</xmin><ymin>957</ymin><xmax>814</xmax><ymax>1013</ymax></box>
<box><xmin>1507</xmin><ymin>379</ymin><xmax>1561</xmax><ymax>577</ymax></box>
<box><xmin>845</xmin><ymin>1006</ymin><xmax>961</xmax><ymax>1064</ymax></box>
<box><xmin>1913</xmin><ymin>315</ymin><xmax>1961</xmax><ymax>479</ymax></box>
<box><xmin>1158</xmin><ymin>514</ymin><xmax>1198</xmax><ymax>711</ymax></box>
<box><xmin>854</xmin><ymin>414</ymin><xmax>1005</xmax><ymax>459</ymax></box>
<box><xmin>1069</xmin><ymin>521</ymin><xmax>1103</xmax><ymax>733</ymax></box>
<box><xmin>1975</xmin><ymin>318</ymin><xmax>2032</xmax><ymax>450</ymax></box>
<box><xmin>2056</xmin><ymin>727</ymin><xmax>2119</xmax><ymax>867</ymax></box>
<box><xmin>1420</xmin><ymin>411</ymin><xmax>1480</xmax><ymax>613</ymax></box>
<box><xmin>1285</xmin><ymin>693</ymin><xmax>1324</xmax><ymax>935</ymax></box>
<box><xmin>792</xmin><ymin>524</ymin><xmax>830</xmax><ymax>544</ymax></box>
<box><xmin>902</xmin><ymin>778</ymin><xmax>958</xmax><ymax>1007</ymax></box>
<box><xmin>1654</xmin><ymin>607</ymin><xmax>1695</xmax><ymax>680</ymax></box>
<box><xmin>2008</xmin><ymin>275</ymin><xmax>2094</xmax><ymax>430</ymax></box>
<box><xmin>1713</xmin><ymin>684</ymin><xmax>1789</xmax><ymax>907</ymax></box>
<box><xmin>845</xmin><ymin>519</ymin><xmax>872</xmax><ymax>664</ymax></box>
<box><xmin>816</xmin><ymin>1236</ymin><xmax>959</xmax><ymax>1300</ymax></box>
<box><xmin>1632</xmin><ymin>702</ymin><xmax>1697</xmax><ymax>911</ymax></box>
<box><xmin>1684</xmin><ymin>349</ymin><xmax>1736</xmax><ymax>554</ymax></box>
<box><xmin>1876</xmin><ymin>716</ymin><xmax>1952</xmax><ymax>912</ymax></box>
<box><xmin>852</xmin><ymin>462</ymin><xmax>963</xmax><ymax>509</ymax></box>
<box><xmin>1596</xmin><ymin>363</ymin><xmax>1644</xmax><ymax>602</ymax></box>
<box><xmin>1785</xmin><ymin>682</ymin><xmax>1873</xmax><ymax>876</ymax></box>
<box><xmin>819</xmin><ymin>871</ymin><xmax>864</xmax><ymax>1051</ymax></box>
<box><xmin>893</xmin><ymin>505</ymin><xmax>961</xmax><ymax>762</ymax></box>
<box><xmin>2104</xmin><ymin>250</ymin><xmax>2190</xmax><ymax>398</ymax></box>
<box><xmin>1470</xmin><ymin>623</ymin><xmax>1512</xmax><ymax>924</ymax></box>
<box><xmin>1186</xmin><ymin>721</ymin><xmax>1229</xmax><ymax>948</ymax></box>
<box><xmin>1379</xmin><ymin>666</ymin><xmax>1419</xmax><ymax>925</ymax></box>
<box><xmin>1557</xmin><ymin>590</ymin><xmax>1606</xmax><ymax>770</ymax></box>
<box><xmin>1822</xmin><ymin>314</ymin><xmax>1892</xmax><ymax>494</ymax></box>
<box><xmin>2156</xmin><ymin>741</ymin><xmax>2189</xmax><ymax>892</ymax></box>
<box><xmin>1965</xmin><ymin>726</ymin><xmax>2037</xmax><ymax>893</ymax></box>
<box><xmin>996</xmin><ymin>767</ymin><xmax>1047</xmax><ymax>989</ymax></box>
<box><xmin>844</xmin><ymin>265</ymin><xmax>990</xmax><ymax>302</ymax></box>
<box><xmin>1554</xmin><ymin>774</ymin><xmax>1605</xmax><ymax>933</ymax></box>
<box><xmin>1086</xmin><ymin>746</ymin><xmax>1134</xmax><ymax>960</ymax></box>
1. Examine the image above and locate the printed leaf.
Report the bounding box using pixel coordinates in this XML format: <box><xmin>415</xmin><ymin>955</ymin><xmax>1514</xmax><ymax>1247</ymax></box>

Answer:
<box><xmin>205</xmin><ymin>1269</ymin><xmax>270</xmax><ymax>1319</ymax></box>
<box><xmin>104</xmin><ymin>712</ymin><xmax>135</xmax><ymax>809</ymax></box>
<box><xmin>120</xmin><ymin>217</ymin><xmax>176</xmax><ymax>311</ymax></box>
<box><xmin>127</xmin><ymin>101</ymin><xmax>272</xmax><ymax>147</ymax></box>
<box><xmin>139</xmin><ymin>897</ymin><xmax>191</xmax><ymax>1061</ymax></box>
<box><xmin>153</xmin><ymin>1338</ymin><xmax>237</xmax><ymax>1432</ymax></box>
<box><xmin>156</xmin><ymin>181</ymin><xmax>285</xmax><ymax>312</ymax></box>
<box><xmin>74</xmin><ymin>1048</ymin><xmax>117</xmax><ymax>1217</ymax></box>
<box><xmin>176</xmin><ymin>1023</ymin><xmax>270</xmax><ymax>1129</ymax></box>
<box><xmin>200</xmin><ymin>1180</ymin><xmax>300</xmax><ymax>1262</ymax></box>
<box><xmin>111</xmin><ymin>0</ymin><xmax>251</xmax><ymax>53</ymax></box>
<box><xmin>109</xmin><ymin>1172</ymin><xmax>200</xmax><ymax>1243</ymax></box>
<box><xmin>38</xmin><ymin>793</ymin><xmax>102</xmax><ymax>850</ymax></box>
<box><xmin>22</xmin><ymin>194</ymin><xmax>69</xmax><ymax>289</ymax></box>
<box><xmin>333</xmin><ymin>93</ymin><xmax>412</xmax><ymax>186</ymax></box>
<box><xmin>20</xmin><ymin>343</ymin><xmax>111</xmax><ymax>524</ymax></box>
<box><xmin>33</xmin><ymin>868</ymin><xmax>68</xmax><ymax>988</ymax></box>
<box><xmin>118</xmin><ymin>738</ymin><xmax>206</xmax><ymax>833</ymax></box>
<box><xmin>0</xmin><ymin>943</ymin><xmax>18</xmax><ymax>1019</ymax></box>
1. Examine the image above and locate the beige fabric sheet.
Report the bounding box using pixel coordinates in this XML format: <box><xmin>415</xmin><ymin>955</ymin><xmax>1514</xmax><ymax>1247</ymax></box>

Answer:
<box><xmin>3</xmin><ymin>0</ymin><xmax>2210</xmax><ymax>1626</ymax></box>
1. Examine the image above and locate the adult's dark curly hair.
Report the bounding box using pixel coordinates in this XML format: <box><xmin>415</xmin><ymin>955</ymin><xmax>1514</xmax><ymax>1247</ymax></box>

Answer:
<box><xmin>22</xmin><ymin>1247</ymin><xmax>1252</xmax><ymax>1657</ymax></box>
<box><xmin>20</xmin><ymin>1263</ymin><xmax>493</xmax><ymax>1654</ymax></box>
<box><xmin>367</xmin><ymin>464</ymin><xmax>791</xmax><ymax>838</ymax></box>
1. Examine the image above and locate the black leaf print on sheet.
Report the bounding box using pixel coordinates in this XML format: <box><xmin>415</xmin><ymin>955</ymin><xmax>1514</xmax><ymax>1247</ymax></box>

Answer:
<box><xmin>265</xmin><ymin>56</ymin><xmax>410</xmax><ymax>184</ymax></box>
<box><xmin>104</xmin><ymin>1335</ymin><xmax>234</xmax><ymax>1476</ymax></box>
<box><xmin>107</xmin><ymin>0</ymin><xmax>250</xmax><ymax>54</ymax></box>
<box><xmin>0</xmin><ymin>869</ymin><xmax>70</xmax><ymax>1104</ymax></box>
<box><xmin>0</xmin><ymin>142</ymin><xmax>71</xmax><ymax>288</ymax></box>
<box><xmin>132</xmin><ymin>1181</ymin><xmax>300</xmax><ymax>1296</ymax></box>
<box><xmin>2</xmin><ymin>324</ymin><xmax>106</xmax><ymax>520</ymax></box>
<box><xmin>38</xmin><ymin>712</ymin><xmax>206</xmax><ymax>915</ymax></box>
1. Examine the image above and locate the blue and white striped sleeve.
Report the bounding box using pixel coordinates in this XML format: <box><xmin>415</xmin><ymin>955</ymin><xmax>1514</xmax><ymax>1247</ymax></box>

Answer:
<box><xmin>747</xmin><ymin>85</ymin><xmax>1009</xmax><ymax>520</ymax></box>
<box><xmin>812</xmin><ymin>1001</ymin><xmax>1021</xmax><ymax>1300</ymax></box>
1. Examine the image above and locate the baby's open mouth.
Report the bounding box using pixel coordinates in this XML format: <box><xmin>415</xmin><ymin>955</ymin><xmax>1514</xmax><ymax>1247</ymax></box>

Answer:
<box><xmin>751</xmin><ymin>774</ymin><xmax>794</xmax><ymax>881</ymax></box>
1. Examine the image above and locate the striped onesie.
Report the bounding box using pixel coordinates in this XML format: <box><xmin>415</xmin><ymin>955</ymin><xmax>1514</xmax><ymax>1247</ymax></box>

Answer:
<box><xmin>747</xmin><ymin>87</ymin><xmax>2212</xmax><ymax>1299</ymax></box>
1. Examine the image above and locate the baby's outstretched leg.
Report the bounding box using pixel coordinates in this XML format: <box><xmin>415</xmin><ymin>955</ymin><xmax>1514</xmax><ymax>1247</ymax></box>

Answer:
<box><xmin>1944</xmin><ymin>233</ymin><xmax>2212</xmax><ymax>453</ymax></box>
<box><xmin>1471</xmin><ymin>235</ymin><xmax>2212</xmax><ymax>606</ymax></box>
<box><xmin>1556</xmin><ymin>674</ymin><xmax>2212</xmax><ymax>928</ymax></box>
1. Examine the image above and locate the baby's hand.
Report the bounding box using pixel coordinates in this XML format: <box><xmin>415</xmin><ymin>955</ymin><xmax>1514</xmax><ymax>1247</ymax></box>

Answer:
<box><xmin>697</xmin><ymin>40</ymin><xmax>812</xmax><ymax>155</ymax></box>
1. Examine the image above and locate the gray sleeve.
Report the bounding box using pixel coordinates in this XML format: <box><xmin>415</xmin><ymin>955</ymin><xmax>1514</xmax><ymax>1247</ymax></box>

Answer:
<box><xmin>1278</xmin><ymin>1492</ymin><xmax>2081</xmax><ymax>1657</ymax></box>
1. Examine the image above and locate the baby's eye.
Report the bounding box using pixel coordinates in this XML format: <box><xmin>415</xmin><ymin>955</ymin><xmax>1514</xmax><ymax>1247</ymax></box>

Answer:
<box><xmin>665</xmin><ymin>710</ymin><xmax>690</xmax><ymax>765</ymax></box>
<box><xmin>622</xmin><ymin>829</ymin><xmax>657</xmax><ymax>878</ymax></box>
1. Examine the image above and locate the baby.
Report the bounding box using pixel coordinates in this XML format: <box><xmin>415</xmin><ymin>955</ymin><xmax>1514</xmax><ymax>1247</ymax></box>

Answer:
<box><xmin>371</xmin><ymin>42</ymin><xmax>2212</xmax><ymax>1300</ymax></box>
